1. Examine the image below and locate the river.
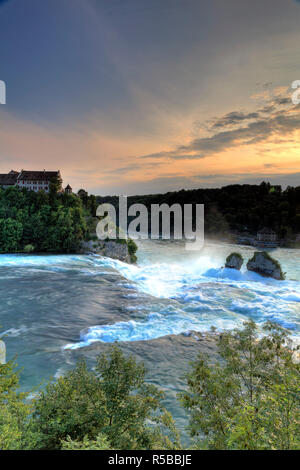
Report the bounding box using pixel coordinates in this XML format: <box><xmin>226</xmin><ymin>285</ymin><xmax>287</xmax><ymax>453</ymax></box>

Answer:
<box><xmin>0</xmin><ymin>240</ymin><xmax>299</xmax><ymax>435</ymax></box>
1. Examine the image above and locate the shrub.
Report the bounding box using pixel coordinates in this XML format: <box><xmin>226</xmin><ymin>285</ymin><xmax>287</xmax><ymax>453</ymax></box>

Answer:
<box><xmin>0</xmin><ymin>359</ymin><xmax>34</xmax><ymax>450</ymax></box>
<box><xmin>24</xmin><ymin>244</ymin><xmax>35</xmax><ymax>253</ymax></box>
<box><xmin>127</xmin><ymin>238</ymin><xmax>138</xmax><ymax>263</ymax></box>
<box><xmin>30</xmin><ymin>346</ymin><xmax>180</xmax><ymax>450</ymax></box>
<box><xmin>180</xmin><ymin>321</ymin><xmax>300</xmax><ymax>450</ymax></box>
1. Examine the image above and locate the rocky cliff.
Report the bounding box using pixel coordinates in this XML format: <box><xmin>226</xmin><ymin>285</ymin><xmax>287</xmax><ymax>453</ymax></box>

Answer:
<box><xmin>80</xmin><ymin>239</ymin><xmax>136</xmax><ymax>264</ymax></box>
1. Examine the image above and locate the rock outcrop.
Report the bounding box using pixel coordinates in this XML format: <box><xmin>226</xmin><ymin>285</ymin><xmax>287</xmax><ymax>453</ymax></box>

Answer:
<box><xmin>225</xmin><ymin>252</ymin><xmax>243</xmax><ymax>270</ymax></box>
<box><xmin>246</xmin><ymin>251</ymin><xmax>285</xmax><ymax>280</ymax></box>
<box><xmin>80</xmin><ymin>239</ymin><xmax>134</xmax><ymax>264</ymax></box>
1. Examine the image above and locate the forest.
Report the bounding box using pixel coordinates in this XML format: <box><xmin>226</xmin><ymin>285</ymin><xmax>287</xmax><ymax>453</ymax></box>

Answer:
<box><xmin>97</xmin><ymin>182</ymin><xmax>300</xmax><ymax>240</ymax></box>
<box><xmin>0</xmin><ymin>184</ymin><xmax>97</xmax><ymax>253</ymax></box>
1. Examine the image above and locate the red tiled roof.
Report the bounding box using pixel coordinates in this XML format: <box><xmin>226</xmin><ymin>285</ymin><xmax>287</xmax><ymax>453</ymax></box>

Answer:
<box><xmin>0</xmin><ymin>172</ymin><xmax>19</xmax><ymax>185</ymax></box>
<box><xmin>17</xmin><ymin>170</ymin><xmax>61</xmax><ymax>181</ymax></box>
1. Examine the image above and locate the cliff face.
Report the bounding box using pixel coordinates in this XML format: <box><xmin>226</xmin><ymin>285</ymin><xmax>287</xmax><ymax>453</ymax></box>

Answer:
<box><xmin>80</xmin><ymin>239</ymin><xmax>133</xmax><ymax>264</ymax></box>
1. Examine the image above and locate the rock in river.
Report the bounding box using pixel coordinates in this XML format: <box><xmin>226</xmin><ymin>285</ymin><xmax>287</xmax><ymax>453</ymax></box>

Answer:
<box><xmin>246</xmin><ymin>251</ymin><xmax>285</xmax><ymax>280</ymax></box>
<box><xmin>225</xmin><ymin>252</ymin><xmax>243</xmax><ymax>270</ymax></box>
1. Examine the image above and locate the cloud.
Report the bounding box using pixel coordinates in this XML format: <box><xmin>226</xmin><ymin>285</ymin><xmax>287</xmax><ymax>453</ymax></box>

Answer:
<box><xmin>210</xmin><ymin>111</ymin><xmax>260</xmax><ymax>129</ymax></box>
<box><xmin>138</xmin><ymin>91</ymin><xmax>299</xmax><ymax>162</ymax></box>
<box><xmin>140</xmin><ymin>114</ymin><xmax>299</xmax><ymax>161</ymax></box>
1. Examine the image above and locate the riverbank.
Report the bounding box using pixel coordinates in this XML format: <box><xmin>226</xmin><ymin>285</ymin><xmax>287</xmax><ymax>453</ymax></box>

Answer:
<box><xmin>0</xmin><ymin>237</ymin><xmax>138</xmax><ymax>264</ymax></box>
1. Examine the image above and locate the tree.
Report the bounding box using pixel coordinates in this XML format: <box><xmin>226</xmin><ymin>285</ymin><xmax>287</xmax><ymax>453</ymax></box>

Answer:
<box><xmin>180</xmin><ymin>321</ymin><xmax>300</xmax><ymax>450</ymax></box>
<box><xmin>0</xmin><ymin>359</ymin><xmax>33</xmax><ymax>450</ymax></box>
<box><xmin>49</xmin><ymin>174</ymin><xmax>63</xmax><ymax>197</ymax></box>
<box><xmin>31</xmin><ymin>346</ymin><xmax>180</xmax><ymax>450</ymax></box>
<box><xmin>0</xmin><ymin>218</ymin><xmax>23</xmax><ymax>252</ymax></box>
<box><xmin>62</xmin><ymin>434</ymin><xmax>111</xmax><ymax>450</ymax></box>
<box><xmin>77</xmin><ymin>189</ymin><xmax>89</xmax><ymax>207</ymax></box>
<box><xmin>0</xmin><ymin>189</ymin><xmax>88</xmax><ymax>254</ymax></box>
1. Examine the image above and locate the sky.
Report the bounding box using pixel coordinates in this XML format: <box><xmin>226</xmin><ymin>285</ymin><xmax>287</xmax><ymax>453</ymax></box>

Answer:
<box><xmin>0</xmin><ymin>0</ymin><xmax>300</xmax><ymax>195</ymax></box>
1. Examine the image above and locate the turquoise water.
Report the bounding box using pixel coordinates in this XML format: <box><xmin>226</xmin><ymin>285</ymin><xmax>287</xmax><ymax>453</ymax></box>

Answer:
<box><xmin>0</xmin><ymin>240</ymin><xmax>299</xmax><ymax>432</ymax></box>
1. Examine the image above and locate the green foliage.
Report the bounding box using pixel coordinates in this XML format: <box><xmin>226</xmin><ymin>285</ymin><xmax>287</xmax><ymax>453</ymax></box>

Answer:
<box><xmin>180</xmin><ymin>321</ymin><xmax>300</xmax><ymax>450</ymax></box>
<box><xmin>127</xmin><ymin>238</ymin><xmax>138</xmax><ymax>263</ymax></box>
<box><xmin>0</xmin><ymin>359</ymin><xmax>34</xmax><ymax>450</ymax></box>
<box><xmin>0</xmin><ymin>218</ymin><xmax>23</xmax><ymax>252</ymax></box>
<box><xmin>30</xmin><ymin>346</ymin><xmax>180</xmax><ymax>450</ymax></box>
<box><xmin>49</xmin><ymin>175</ymin><xmax>63</xmax><ymax>197</ymax></box>
<box><xmin>0</xmin><ymin>185</ymin><xmax>139</xmax><ymax>259</ymax></box>
<box><xmin>1</xmin><ymin>324</ymin><xmax>298</xmax><ymax>450</ymax></box>
<box><xmin>0</xmin><ymin>187</ymin><xmax>88</xmax><ymax>253</ymax></box>
<box><xmin>62</xmin><ymin>433</ymin><xmax>111</xmax><ymax>450</ymax></box>
<box><xmin>24</xmin><ymin>244</ymin><xmax>35</xmax><ymax>253</ymax></box>
<box><xmin>96</xmin><ymin>181</ymin><xmax>300</xmax><ymax>237</ymax></box>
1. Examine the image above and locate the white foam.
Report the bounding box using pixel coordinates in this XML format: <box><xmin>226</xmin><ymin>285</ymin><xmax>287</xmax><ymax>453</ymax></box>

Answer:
<box><xmin>1</xmin><ymin>248</ymin><xmax>299</xmax><ymax>349</ymax></box>
<box><xmin>63</xmin><ymin>249</ymin><xmax>300</xmax><ymax>348</ymax></box>
<box><xmin>0</xmin><ymin>325</ymin><xmax>29</xmax><ymax>337</ymax></box>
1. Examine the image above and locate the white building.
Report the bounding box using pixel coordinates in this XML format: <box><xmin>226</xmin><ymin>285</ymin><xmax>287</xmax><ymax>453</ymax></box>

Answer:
<box><xmin>16</xmin><ymin>170</ymin><xmax>62</xmax><ymax>193</ymax></box>
<box><xmin>0</xmin><ymin>169</ymin><xmax>65</xmax><ymax>193</ymax></box>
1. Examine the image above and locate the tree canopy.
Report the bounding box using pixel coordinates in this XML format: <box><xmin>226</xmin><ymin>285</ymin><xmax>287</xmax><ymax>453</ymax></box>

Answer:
<box><xmin>0</xmin><ymin>186</ymin><xmax>88</xmax><ymax>253</ymax></box>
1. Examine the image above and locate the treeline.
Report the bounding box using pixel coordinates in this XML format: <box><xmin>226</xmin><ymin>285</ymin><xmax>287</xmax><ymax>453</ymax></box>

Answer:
<box><xmin>0</xmin><ymin>321</ymin><xmax>299</xmax><ymax>450</ymax></box>
<box><xmin>0</xmin><ymin>185</ymin><xmax>98</xmax><ymax>253</ymax></box>
<box><xmin>97</xmin><ymin>182</ymin><xmax>300</xmax><ymax>239</ymax></box>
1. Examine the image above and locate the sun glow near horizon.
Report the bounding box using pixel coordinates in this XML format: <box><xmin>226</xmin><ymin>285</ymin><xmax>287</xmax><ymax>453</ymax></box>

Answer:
<box><xmin>0</xmin><ymin>0</ymin><xmax>300</xmax><ymax>194</ymax></box>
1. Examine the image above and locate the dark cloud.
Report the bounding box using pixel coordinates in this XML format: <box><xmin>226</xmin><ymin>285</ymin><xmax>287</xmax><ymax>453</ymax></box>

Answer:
<box><xmin>209</xmin><ymin>93</ymin><xmax>292</xmax><ymax>130</ymax></box>
<box><xmin>258</xmin><ymin>104</ymin><xmax>276</xmax><ymax>114</ymax></box>
<box><xmin>141</xmin><ymin>113</ymin><xmax>300</xmax><ymax>161</ymax></box>
<box><xmin>273</xmin><ymin>97</ymin><xmax>290</xmax><ymax>106</ymax></box>
<box><xmin>186</xmin><ymin>112</ymin><xmax>300</xmax><ymax>154</ymax></box>
<box><xmin>211</xmin><ymin>111</ymin><xmax>260</xmax><ymax>129</ymax></box>
<box><xmin>138</xmin><ymin>91</ymin><xmax>299</xmax><ymax>162</ymax></box>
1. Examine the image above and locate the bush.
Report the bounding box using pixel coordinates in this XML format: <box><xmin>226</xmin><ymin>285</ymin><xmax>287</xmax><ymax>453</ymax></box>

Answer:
<box><xmin>62</xmin><ymin>434</ymin><xmax>111</xmax><ymax>450</ymax></box>
<box><xmin>180</xmin><ymin>321</ymin><xmax>300</xmax><ymax>450</ymax></box>
<box><xmin>24</xmin><ymin>244</ymin><xmax>35</xmax><ymax>253</ymax></box>
<box><xmin>30</xmin><ymin>346</ymin><xmax>180</xmax><ymax>450</ymax></box>
<box><xmin>127</xmin><ymin>238</ymin><xmax>138</xmax><ymax>263</ymax></box>
<box><xmin>0</xmin><ymin>359</ymin><xmax>34</xmax><ymax>450</ymax></box>
<box><xmin>0</xmin><ymin>188</ymin><xmax>88</xmax><ymax>253</ymax></box>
